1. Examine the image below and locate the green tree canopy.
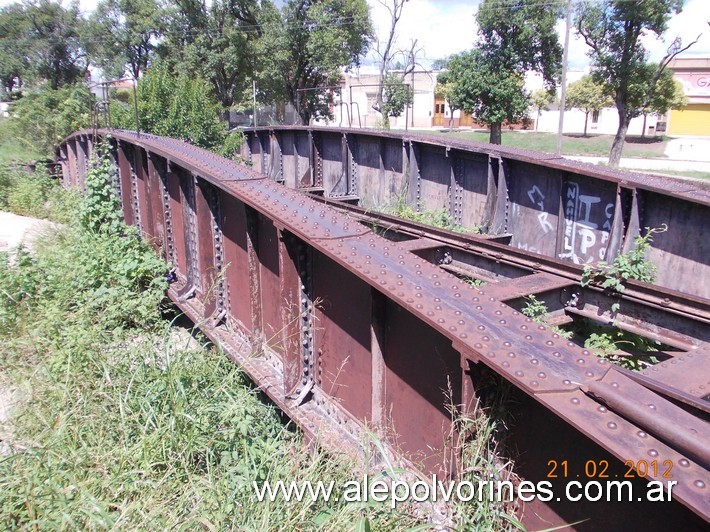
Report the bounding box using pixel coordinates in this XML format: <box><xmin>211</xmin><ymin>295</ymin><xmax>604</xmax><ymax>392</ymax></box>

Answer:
<box><xmin>0</xmin><ymin>0</ymin><xmax>88</xmax><ymax>90</ymax></box>
<box><xmin>0</xmin><ymin>3</ymin><xmax>31</xmax><ymax>93</ymax></box>
<box><xmin>477</xmin><ymin>0</ymin><xmax>563</xmax><ymax>89</ymax></box>
<box><xmin>630</xmin><ymin>65</ymin><xmax>687</xmax><ymax>116</ymax></box>
<box><xmin>444</xmin><ymin>0</ymin><xmax>562</xmax><ymax>143</ymax></box>
<box><xmin>565</xmin><ymin>74</ymin><xmax>612</xmax><ymax>136</ymax></box>
<box><xmin>160</xmin><ymin>0</ymin><xmax>263</xmax><ymax>109</ymax></box>
<box><xmin>8</xmin><ymin>84</ymin><xmax>91</xmax><ymax>156</ymax></box>
<box><xmin>445</xmin><ymin>49</ymin><xmax>530</xmax><ymax>141</ymax></box>
<box><xmin>258</xmin><ymin>0</ymin><xmax>373</xmax><ymax>124</ymax></box>
<box><xmin>89</xmin><ymin>0</ymin><xmax>167</xmax><ymax>80</ymax></box>
<box><xmin>530</xmin><ymin>88</ymin><xmax>556</xmax><ymax>130</ymax></box>
<box><xmin>381</xmin><ymin>73</ymin><xmax>411</xmax><ymax>120</ymax></box>
<box><xmin>135</xmin><ymin>63</ymin><xmax>226</xmax><ymax>150</ymax></box>
<box><xmin>575</xmin><ymin>0</ymin><xmax>697</xmax><ymax>165</ymax></box>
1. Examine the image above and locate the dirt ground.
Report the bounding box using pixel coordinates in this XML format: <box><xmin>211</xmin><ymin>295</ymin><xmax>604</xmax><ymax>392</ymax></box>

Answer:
<box><xmin>0</xmin><ymin>211</ymin><xmax>57</xmax><ymax>253</ymax></box>
<box><xmin>0</xmin><ymin>211</ymin><xmax>57</xmax><ymax>455</ymax></box>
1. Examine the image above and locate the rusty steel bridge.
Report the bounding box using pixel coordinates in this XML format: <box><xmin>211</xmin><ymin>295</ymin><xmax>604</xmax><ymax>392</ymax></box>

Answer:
<box><xmin>56</xmin><ymin>127</ymin><xmax>709</xmax><ymax>530</ymax></box>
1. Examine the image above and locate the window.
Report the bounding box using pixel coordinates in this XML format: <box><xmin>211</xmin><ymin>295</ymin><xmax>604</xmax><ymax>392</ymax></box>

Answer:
<box><xmin>592</xmin><ymin>110</ymin><xmax>600</xmax><ymax>124</ymax></box>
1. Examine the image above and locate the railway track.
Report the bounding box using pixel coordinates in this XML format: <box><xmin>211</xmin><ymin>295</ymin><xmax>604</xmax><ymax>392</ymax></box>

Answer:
<box><xmin>56</xmin><ymin>129</ymin><xmax>709</xmax><ymax>530</ymax></box>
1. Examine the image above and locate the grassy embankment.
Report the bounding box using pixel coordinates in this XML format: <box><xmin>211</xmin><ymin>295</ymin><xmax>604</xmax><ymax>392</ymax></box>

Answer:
<box><xmin>0</xmin><ymin>144</ymin><xmax>519</xmax><ymax>529</ymax></box>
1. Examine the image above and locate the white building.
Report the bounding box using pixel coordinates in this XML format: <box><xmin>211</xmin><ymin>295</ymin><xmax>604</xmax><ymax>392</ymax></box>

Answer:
<box><xmin>312</xmin><ymin>59</ymin><xmax>708</xmax><ymax>138</ymax></box>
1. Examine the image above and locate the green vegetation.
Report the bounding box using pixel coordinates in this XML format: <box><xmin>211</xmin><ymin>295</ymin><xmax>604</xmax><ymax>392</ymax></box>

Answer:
<box><xmin>520</xmin><ymin>295</ymin><xmax>660</xmax><ymax>371</ymax></box>
<box><xmin>88</xmin><ymin>0</ymin><xmax>165</xmax><ymax>81</ymax></box>
<box><xmin>4</xmin><ymin>84</ymin><xmax>91</xmax><ymax>158</ymax></box>
<box><xmin>389</xmin><ymin>200</ymin><xmax>481</xmax><ymax>234</ymax></box>
<box><xmin>0</xmin><ymin>0</ymin><xmax>87</xmax><ymax>93</ymax></box>
<box><xmin>465</xmin><ymin>278</ymin><xmax>487</xmax><ymax>288</ymax></box>
<box><xmin>0</xmin><ymin>122</ymin><xmax>42</xmax><ymax>165</ymax></box>
<box><xmin>447</xmin><ymin>381</ymin><xmax>521</xmax><ymax>531</ymax></box>
<box><xmin>444</xmin><ymin>50</ymin><xmax>530</xmax><ymax>145</ymax></box>
<box><xmin>259</xmin><ymin>0</ymin><xmax>373</xmax><ymax>123</ymax></box>
<box><xmin>565</xmin><ymin>75</ymin><xmax>612</xmax><ymax>137</ymax></box>
<box><xmin>581</xmin><ymin>225</ymin><xmax>666</xmax><ymax>296</ymax></box>
<box><xmin>520</xmin><ymin>295</ymin><xmax>550</xmax><ymax>322</ymax></box>
<box><xmin>582</xmin><ymin>325</ymin><xmax>661</xmax><ymax>371</ymax></box>
<box><xmin>0</xmin><ymin>164</ymin><xmax>79</xmax><ymax>222</ymax></box>
<box><xmin>382</xmin><ymin>73</ymin><xmax>413</xmax><ymax>122</ymax></box>
<box><xmin>520</xmin><ymin>227</ymin><xmax>667</xmax><ymax>371</ymax></box>
<box><xmin>520</xmin><ymin>295</ymin><xmax>572</xmax><ymax>340</ymax></box>
<box><xmin>575</xmin><ymin>0</ymin><xmax>696</xmax><ymax>166</ymax></box>
<box><xmin>115</xmin><ymin>63</ymin><xmax>227</xmax><ymax>152</ymax></box>
<box><xmin>441</xmin><ymin>0</ymin><xmax>562</xmax><ymax>144</ymax></box>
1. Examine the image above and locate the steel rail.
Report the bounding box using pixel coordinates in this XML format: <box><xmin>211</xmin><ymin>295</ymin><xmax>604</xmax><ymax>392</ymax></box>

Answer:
<box><xmin>56</xmin><ymin>130</ymin><xmax>710</xmax><ymax>528</ymax></box>
<box><xmin>310</xmin><ymin>194</ymin><xmax>710</xmax><ymax>328</ymax></box>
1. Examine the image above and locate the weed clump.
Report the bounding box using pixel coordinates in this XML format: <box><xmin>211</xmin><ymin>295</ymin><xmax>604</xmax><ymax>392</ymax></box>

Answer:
<box><xmin>382</xmin><ymin>195</ymin><xmax>482</xmax><ymax>234</ymax></box>
<box><xmin>581</xmin><ymin>224</ymin><xmax>667</xmax><ymax>294</ymax></box>
<box><xmin>0</xmin><ymin>165</ymin><xmax>79</xmax><ymax>222</ymax></box>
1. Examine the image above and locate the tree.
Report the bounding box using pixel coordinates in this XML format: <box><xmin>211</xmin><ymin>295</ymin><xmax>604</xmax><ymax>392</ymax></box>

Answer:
<box><xmin>530</xmin><ymin>88</ymin><xmax>556</xmax><ymax>131</ymax></box>
<box><xmin>576</xmin><ymin>0</ymin><xmax>699</xmax><ymax>166</ymax></box>
<box><xmin>446</xmin><ymin>49</ymin><xmax>530</xmax><ymax>143</ymax></box>
<box><xmin>8</xmin><ymin>84</ymin><xmax>91</xmax><ymax>156</ymax></box>
<box><xmin>0</xmin><ymin>4</ymin><xmax>31</xmax><ymax>93</ymax></box>
<box><xmin>89</xmin><ymin>0</ymin><xmax>166</xmax><ymax>80</ymax></box>
<box><xmin>26</xmin><ymin>0</ymin><xmax>88</xmax><ymax>89</ymax></box>
<box><xmin>445</xmin><ymin>0</ymin><xmax>563</xmax><ymax>144</ymax></box>
<box><xmin>477</xmin><ymin>0</ymin><xmax>563</xmax><ymax>88</ymax></box>
<box><xmin>372</xmin><ymin>0</ymin><xmax>419</xmax><ymax>128</ymax></box>
<box><xmin>0</xmin><ymin>0</ymin><xmax>88</xmax><ymax>90</ymax></box>
<box><xmin>566</xmin><ymin>74</ymin><xmax>612</xmax><ymax>136</ymax></box>
<box><xmin>136</xmin><ymin>63</ymin><xmax>226</xmax><ymax>150</ymax></box>
<box><xmin>381</xmin><ymin>72</ymin><xmax>412</xmax><ymax>121</ymax></box>
<box><xmin>637</xmin><ymin>67</ymin><xmax>687</xmax><ymax>136</ymax></box>
<box><xmin>259</xmin><ymin>0</ymin><xmax>373</xmax><ymax>124</ymax></box>
<box><xmin>431</xmin><ymin>57</ymin><xmax>448</xmax><ymax>71</ymax></box>
<box><xmin>161</xmin><ymin>0</ymin><xmax>263</xmax><ymax>109</ymax></box>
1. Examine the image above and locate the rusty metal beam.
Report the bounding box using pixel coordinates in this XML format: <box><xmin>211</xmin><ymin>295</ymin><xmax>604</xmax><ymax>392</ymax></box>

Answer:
<box><xmin>56</xmin><ymin>130</ymin><xmax>710</xmax><ymax>529</ymax></box>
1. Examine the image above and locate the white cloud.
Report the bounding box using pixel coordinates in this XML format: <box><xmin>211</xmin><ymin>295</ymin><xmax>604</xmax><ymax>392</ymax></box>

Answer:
<box><xmin>365</xmin><ymin>0</ymin><xmax>710</xmax><ymax>68</ymax></box>
<box><xmin>365</xmin><ymin>0</ymin><xmax>479</xmax><ymax>66</ymax></box>
<box><xmin>643</xmin><ymin>0</ymin><xmax>710</xmax><ymax>61</ymax></box>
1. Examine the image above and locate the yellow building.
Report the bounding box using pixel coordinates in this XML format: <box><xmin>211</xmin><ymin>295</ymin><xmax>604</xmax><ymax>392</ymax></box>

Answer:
<box><xmin>667</xmin><ymin>57</ymin><xmax>710</xmax><ymax>136</ymax></box>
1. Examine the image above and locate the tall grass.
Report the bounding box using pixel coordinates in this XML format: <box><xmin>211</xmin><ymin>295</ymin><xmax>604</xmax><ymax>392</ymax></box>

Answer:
<box><xmin>0</xmin><ymin>119</ymin><xmax>43</xmax><ymax>166</ymax></box>
<box><xmin>0</xmin><ymin>164</ymin><xmax>79</xmax><ymax>222</ymax></box>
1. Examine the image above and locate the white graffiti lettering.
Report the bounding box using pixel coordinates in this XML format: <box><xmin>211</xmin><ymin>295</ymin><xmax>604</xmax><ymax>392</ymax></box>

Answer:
<box><xmin>537</xmin><ymin>212</ymin><xmax>554</xmax><ymax>234</ymax></box>
<box><xmin>528</xmin><ymin>185</ymin><xmax>545</xmax><ymax>209</ymax></box>
<box><xmin>558</xmin><ymin>182</ymin><xmax>614</xmax><ymax>264</ymax></box>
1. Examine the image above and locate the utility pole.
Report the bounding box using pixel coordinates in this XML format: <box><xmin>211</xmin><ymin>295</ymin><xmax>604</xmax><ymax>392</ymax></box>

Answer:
<box><xmin>556</xmin><ymin>0</ymin><xmax>572</xmax><ymax>156</ymax></box>
<box><xmin>253</xmin><ymin>80</ymin><xmax>258</xmax><ymax>127</ymax></box>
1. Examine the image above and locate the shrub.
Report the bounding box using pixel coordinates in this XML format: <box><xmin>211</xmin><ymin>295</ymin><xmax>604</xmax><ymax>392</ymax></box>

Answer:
<box><xmin>137</xmin><ymin>64</ymin><xmax>226</xmax><ymax>150</ymax></box>
<box><xmin>0</xmin><ymin>165</ymin><xmax>79</xmax><ymax>222</ymax></box>
<box><xmin>7</xmin><ymin>84</ymin><xmax>91</xmax><ymax>157</ymax></box>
